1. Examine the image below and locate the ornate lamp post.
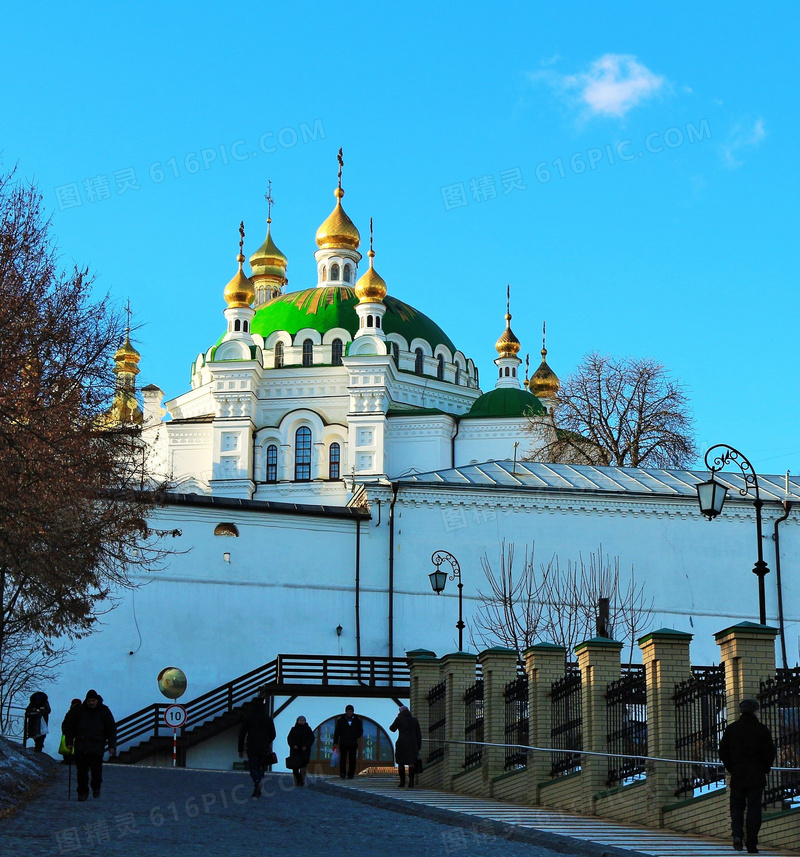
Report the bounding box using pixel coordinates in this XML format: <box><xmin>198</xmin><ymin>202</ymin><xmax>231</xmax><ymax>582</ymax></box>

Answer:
<box><xmin>695</xmin><ymin>444</ymin><xmax>770</xmax><ymax>625</ymax></box>
<box><xmin>428</xmin><ymin>550</ymin><xmax>464</xmax><ymax>650</ymax></box>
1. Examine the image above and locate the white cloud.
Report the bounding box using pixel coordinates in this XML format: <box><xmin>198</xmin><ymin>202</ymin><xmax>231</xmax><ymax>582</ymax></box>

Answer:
<box><xmin>531</xmin><ymin>54</ymin><xmax>666</xmax><ymax>119</ymax></box>
<box><xmin>720</xmin><ymin>118</ymin><xmax>767</xmax><ymax>169</ymax></box>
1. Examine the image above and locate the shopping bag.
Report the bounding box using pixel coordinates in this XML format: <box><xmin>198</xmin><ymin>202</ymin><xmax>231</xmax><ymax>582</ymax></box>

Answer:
<box><xmin>330</xmin><ymin>748</ymin><xmax>340</xmax><ymax>768</ymax></box>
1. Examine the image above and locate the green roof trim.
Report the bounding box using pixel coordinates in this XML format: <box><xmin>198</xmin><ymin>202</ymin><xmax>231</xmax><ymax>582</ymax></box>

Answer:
<box><xmin>464</xmin><ymin>387</ymin><xmax>545</xmax><ymax>419</ymax></box>
<box><xmin>714</xmin><ymin>621</ymin><xmax>778</xmax><ymax>641</ymax></box>
<box><xmin>386</xmin><ymin>407</ymin><xmax>455</xmax><ymax>418</ymax></box>
<box><xmin>574</xmin><ymin>637</ymin><xmax>624</xmax><ymax>652</ymax></box>
<box><xmin>638</xmin><ymin>628</ymin><xmax>694</xmax><ymax>645</ymax></box>
<box><xmin>246</xmin><ymin>286</ymin><xmax>457</xmax><ymax>353</ymax></box>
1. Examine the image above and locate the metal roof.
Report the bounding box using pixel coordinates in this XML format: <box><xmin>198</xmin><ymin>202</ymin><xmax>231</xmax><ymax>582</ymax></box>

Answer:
<box><xmin>398</xmin><ymin>460</ymin><xmax>800</xmax><ymax>503</ymax></box>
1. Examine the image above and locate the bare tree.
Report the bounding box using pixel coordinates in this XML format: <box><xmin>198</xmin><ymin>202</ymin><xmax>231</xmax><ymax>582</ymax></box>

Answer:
<box><xmin>0</xmin><ymin>168</ymin><xmax>174</xmax><ymax>699</ymax></box>
<box><xmin>526</xmin><ymin>352</ymin><xmax>696</xmax><ymax>467</ymax></box>
<box><xmin>471</xmin><ymin>542</ymin><xmax>654</xmax><ymax>660</ymax></box>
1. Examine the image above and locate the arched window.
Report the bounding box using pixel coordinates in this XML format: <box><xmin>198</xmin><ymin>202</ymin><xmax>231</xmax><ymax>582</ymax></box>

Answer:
<box><xmin>455</xmin><ymin>365</ymin><xmax>461</xmax><ymax>385</ymax></box>
<box><xmin>265</xmin><ymin>444</ymin><xmax>278</xmax><ymax>482</ymax></box>
<box><xmin>437</xmin><ymin>354</ymin><xmax>445</xmax><ymax>381</ymax></box>
<box><xmin>414</xmin><ymin>348</ymin><xmax>424</xmax><ymax>376</ymax></box>
<box><xmin>392</xmin><ymin>342</ymin><xmax>400</xmax><ymax>365</ymax></box>
<box><xmin>302</xmin><ymin>339</ymin><xmax>313</xmax><ymax>367</ymax></box>
<box><xmin>322</xmin><ymin>265</ymin><xmax>327</xmax><ymax>282</ymax></box>
<box><xmin>367</xmin><ymin>315</ymin><xmax>374</xmax><ymax>327</ymax></box>
<box><xmin>331</xmin><ymin>339</ymin><xmax>343</xmax><ymax>366</ymax></box>
<box><xmin>329</xmin><ymin>443</ymin><xmax>341</xmax><ymax>480</ymax></box>
<box><xmin>375</xmin><ymin>316</ymin><xmax>381</xmax><ymax>328</ymax></box>
<box><xmin>343</xmin><ymin>265</ymin><xmax>352</xmax><ymax>283</ymax></box>
<box><xmin>504</xmin><ymin>367</ymin><xmax>510</xmax><ymax>377</ymax></box>
<box><xmin>295</xmin><ymin>427</ymin><xmax>311</xmax><ymax>481</ymax></box>
<box><xmin>234</xmin><ymin>319</ymin><xmax>241</xmax><ymax>331</ymax></box>
<box><xmin>310</xmin><ymin>715</ymin><xmax>394</xmax><ymax>775</ymax></box>
<box><xmin>243</xmin><ymin>320</ymin><xmax>249</xmax><ymax>332</ymax></box>
<box><xmin>214</xmin><ymin>523</ymin><xmax>239</xmax><ymax>537</ymax></box>
<box><xmin>274</xmin><ymin>341</ymin><xmax>284</xmax><ymax>368</ymax></box>
<box><xmin>331</xmin><ymin>263</ymin><xmax>340</xmax><ymax>281</ymax></box>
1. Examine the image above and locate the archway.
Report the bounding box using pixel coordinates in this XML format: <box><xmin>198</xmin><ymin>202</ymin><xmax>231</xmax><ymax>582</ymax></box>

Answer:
<box><xmin>307</xmin><ymin>713</ymin><xmax>394</xmax><ymax>775</ymax></box>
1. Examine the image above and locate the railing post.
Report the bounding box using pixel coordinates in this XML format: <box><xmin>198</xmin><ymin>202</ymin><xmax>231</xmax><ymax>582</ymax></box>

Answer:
<box><xmin>441</xmin><ymin>651</ymin><xmax>478</xmax><ymax>791</ymax></box>
<box><xmin>154</xmin><ymin>706</ymin><xmax>160</xmax><ymax>738</ymax></box>
<box><xmin>639</xmin><ymin>628</ymin><xmax>693</xmax><ymax>824</ymax></box>
<box><xmin>575</xmin><ymin>635</ymin><xmax>623</xmax><ymax>810</ymax></box>
<box><xmin>715</xmin><ymin>621</ymin><xmax>778</xmax><ymax>721</ymax></box>
<box><xmin>523</xmin><ymin>642</ymin><xmax>566</xmax><ymax>800</ymax></box>
<box><xmin>477</xmin><ymin>647</ymin><xmax>519</xmax><ymax>795</ymax></box>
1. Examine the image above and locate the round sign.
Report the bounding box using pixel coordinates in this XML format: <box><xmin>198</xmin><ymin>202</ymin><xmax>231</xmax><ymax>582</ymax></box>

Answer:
<box><xmin>164</xmin><ymin>704</ymin><xmax>187</xmax><ymax>728</ymax></box>
<box><xmin>157</xmin><ymin>666</ymin><xmax>187</xmax><ymax>700</ymax></box>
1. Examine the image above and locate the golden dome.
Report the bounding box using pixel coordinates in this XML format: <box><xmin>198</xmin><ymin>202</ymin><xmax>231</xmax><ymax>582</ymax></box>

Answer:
<box><xmin>530</xmin><ymin>347</ymin><xmax>560</xmax><ymax>398</ymax></box>
<box><xmin>354</xmin><ymin>249</ymin><xmax>387</xmax><ymax>303</ymax></box>
<box><xmin>249</xmin><ymin>222</ymin><xmax>288</xmax><ymax>284</ymax></box>
<box><xmin>495</xmin><ymin>313</ymin><xmax>521</xmax><ymax>357</ymax></box>
<box><xmin>315</xmin><ymin>188</ymin><xmax>361</xmax><ymax>250</ymax></box>
<box><xmin>114</xmin><ymin>333</ymin><xmax>140</xmax><ymax>377</ymax></box>
<box><xmin>224</xmin><ymin>253</ymin><xmax>255</xmax><ymax>308</ymax></box>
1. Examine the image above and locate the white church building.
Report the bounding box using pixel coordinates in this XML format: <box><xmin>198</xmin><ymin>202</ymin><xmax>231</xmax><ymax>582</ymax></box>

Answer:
<box><xmin>47</xmin><ymin>161</ymin><xmax>800</xmax><ymax>772</ymax></box>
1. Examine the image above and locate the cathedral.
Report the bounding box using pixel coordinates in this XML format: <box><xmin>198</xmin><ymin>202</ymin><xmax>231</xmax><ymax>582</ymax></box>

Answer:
<box><xmin>47</xmin><ymin>155</ymin><xmax>800</xmax><ymax>772</ymax></box>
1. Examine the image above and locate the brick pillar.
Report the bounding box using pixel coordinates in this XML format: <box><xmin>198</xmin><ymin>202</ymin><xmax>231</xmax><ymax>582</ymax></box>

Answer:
<box><xmin>575</xmin><ymin>636</ymin><xmax>623</xmax><ymax>807</ymax></box>
<box><xmin>406</xmin><ymin>648</ymin><xmax>439</xmax><ymax>761</ymax></box>
<box><xmin>441</xmin><ymin>651</ymin><xmax>478</xmax><ymax>790</ymax></box>
<box><xmin>639</xmin><ymin>628</ymin><xmax>693</xmax><ymax>820</ymax></box>
<box><xmin>715</xmin><ymin>621</ymin><xmax>778</xmax><ymax>723</ymax></box>
<box><xmin>478</xmin><ymin>647</ymin><xmax>519</xmax><ymax>791</ymax></box>
<box><xmin>523</xmin><ymin>642</ymin><xmax>567</xmax><ymax>795</ymax></box>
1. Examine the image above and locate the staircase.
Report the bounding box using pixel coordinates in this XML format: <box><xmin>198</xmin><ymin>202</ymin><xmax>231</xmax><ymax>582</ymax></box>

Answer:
<box><xmin>112</xmin><ymin>654</ymin><xmax>409</xmax><ymax>765</ymax></box>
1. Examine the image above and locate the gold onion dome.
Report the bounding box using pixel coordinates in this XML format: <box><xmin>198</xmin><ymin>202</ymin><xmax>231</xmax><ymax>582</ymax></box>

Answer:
<box><xmin>355</xmin><ymin>249</ymin><xmax>387</xmax><ymax>303</ymax></box>
<box><xmin>224</xmin><ymin>252</ymin><xmax>255</xmax><ymax>308</ymax></box>
<box><xmin>530</xmin><ymin>347</ymin><xmax>560</xmax><ymax>398</ymax></box>
<box><xmin>315</xmin><ymin>187</ymin><xmax>361</xmax><ymax>250</ymax></box>
<box><xmin>249</xmin><ymin>221</ymin><xmax>287</xmax><ymax>281</ymax></box>
<box><xmin>495</xmin><ymin>313</ymin><xmax>521</xmax><ymax>357</ymax></box>
<box><xmin>114</xmin><ymin>333</ymin><xmax>141</xmax><ymax>377</ymax></box>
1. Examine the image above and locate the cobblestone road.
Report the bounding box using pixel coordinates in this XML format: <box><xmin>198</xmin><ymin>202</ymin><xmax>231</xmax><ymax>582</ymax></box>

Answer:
<box><xmin>1</xmin><ymin>765</ymin><xmax>580</xmax><ymax>857</ymax></box>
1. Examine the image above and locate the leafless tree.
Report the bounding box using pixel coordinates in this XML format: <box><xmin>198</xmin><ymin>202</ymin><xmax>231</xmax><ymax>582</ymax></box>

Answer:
<box><xmin>0</xmin><ymin>168</ymin><xmax>175</xmax><ymax>706</ymax></box>
<box><xmin>526</xmin><ymin>352</ymin><xmax>697</xmax><ymax>467</ymax></box>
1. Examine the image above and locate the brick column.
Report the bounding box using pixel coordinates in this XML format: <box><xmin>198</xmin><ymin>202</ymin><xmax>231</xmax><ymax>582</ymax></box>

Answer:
<box><xmin>441</xmin><ymin>652</ymin><xmax>478</xmax><ymax>790</ymax></box>
<box><xmin>523</xmin><ymin>642</ymin><xmax>567</xmax><ymax>793</ymax></box>
<box><xmin>639</xmin><ymin>628</ymin><xmax>693</xmax><ymax>819</ymax></box>
<box><xmin>715</xmin><ymin>621</ymin><xmax>778</xmax><ymax>722</ymax></box>
<box><xmin>478</xmin><ymin>647</ymin><xmax>519</xmax><ymax>789</ymax></box>
<box><xmin>575</xmin><ymin>636</ymin><xmax>623</xmax><ymax>807</ymax></box>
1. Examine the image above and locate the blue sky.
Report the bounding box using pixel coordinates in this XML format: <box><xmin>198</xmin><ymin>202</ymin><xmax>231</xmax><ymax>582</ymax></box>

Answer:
<box><xmin>3</xmin><ymin>2</ymin><xmax>798</xmax><ymax>475</ymax></box>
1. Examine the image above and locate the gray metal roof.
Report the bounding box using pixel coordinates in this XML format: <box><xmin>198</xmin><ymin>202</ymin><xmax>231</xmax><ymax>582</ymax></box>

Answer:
<box><xmin>398</xmin><ymin>460</ymin><xmax>800</xmax><ymax>503</ymax></box>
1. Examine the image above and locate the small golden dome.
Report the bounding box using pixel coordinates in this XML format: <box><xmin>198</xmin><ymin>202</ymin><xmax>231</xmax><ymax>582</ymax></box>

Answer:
<box><xmin>114</xmin><ymin>333</ymin><xmax>141</xmax><ymax>377</ymax></box>
<box><xmin>224</xmin><ymin>253</ymin><xmax>255</xmax><ymax>308</ymax></box>
<box><xmin>530</xmin><ymin>347</ymin><xmax>560</xmax><ymax>398</ymax></box>
<box><xmin>315</xmin><ymin>188</ymin><xmax>361</xmax><ymax>250</ymax></box>
<box><xmin>249</xmin><ymin>222</ymin><xmax>288</xmax><ymax>282</ymax></box>
<box><xmin>495</xmin><ymin>313</ymin><xmax>521</xmax><ymax>357</ymax></box>
<box><xmin>355</xmin><ymin>249</ymin><xmax>387</xmax><ymax>303</ymax></box>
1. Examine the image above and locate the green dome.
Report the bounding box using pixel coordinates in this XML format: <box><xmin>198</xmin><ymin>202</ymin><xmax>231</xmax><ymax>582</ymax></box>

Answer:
<box><xmin>248</xmin><ymin>286</ymin><xmax>456</xmax><ymax>353</ymax></box>
<box><xmin>465</xmin><ymin>387</ymin><xmax>545</xmax><ymax>419</ymax></box>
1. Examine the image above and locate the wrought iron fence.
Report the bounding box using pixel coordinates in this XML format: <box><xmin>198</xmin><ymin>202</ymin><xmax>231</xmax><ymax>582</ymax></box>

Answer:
<box><xmin>550</xmin><ymin>668</ymin><xmax>582</xmax><ymax>776</ymax></box>
<box><xmin>759</xmin><ymin>667</ymin><xmax>800</xmax><ymax>807</ymax></box>
<box><xmin>504</xmin><ymin>675</ymin><xmax>529</xmax><ymax>771</ymax></box>
<box><xmin>427</xmin><ymin>680</ymin><xmax>447</xmax><ymax>764</ymax></box>
<box><xmin>674</xmin><ymin>665</ymin><xmax>726</xmax><ymax>797</ymax></box>
<box><xmin>464</xmin><ymin>679</ymin><xmax>484</xmax><ymax>769</ymax></box>
<box><xmin>606</xmin><ymin>665</ymin><xmax>647</xmax><ymax>787</ymax></box>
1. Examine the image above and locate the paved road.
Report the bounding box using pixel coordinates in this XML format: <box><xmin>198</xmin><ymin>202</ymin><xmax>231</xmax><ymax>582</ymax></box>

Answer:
<box><xmin>1</xmin><ymin>765</ymin><xmax>577</xmax><ymax>857</ymax></box>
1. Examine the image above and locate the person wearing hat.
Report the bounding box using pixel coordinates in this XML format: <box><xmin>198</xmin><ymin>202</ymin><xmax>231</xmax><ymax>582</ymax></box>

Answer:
<box><xmin>24</xmin><ymin>691</ymin><xmax>51</xmax><ymax>752</ymax></box>
<box><xmin>390</xmin><ymin>705</ymin><xmax>422</xmax><ymax>788</ymax></box>
<box><xmin>719</xmin><ymin>698</ymin><xmax>775</xmax><ymax>854</ymax></box>
<box><xmin>62</xmin><ymin>690</ymin><xmax>117</xmax><ymax>801</ymax></box>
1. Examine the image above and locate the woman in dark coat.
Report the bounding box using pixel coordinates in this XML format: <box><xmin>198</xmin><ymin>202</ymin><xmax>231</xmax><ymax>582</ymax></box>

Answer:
<box><xmin>287</xmin><ymin>715</ymin><xmax>315</xmax><ymax>786</ymax></box>
<box><xmin>25</xmin><ymin>691</ymin><xmax>51</xmax><ymax>752</ymax></box>
<box><xmin>390</xmin><ymin>705</ymin><xmax>422</xmax><ymax>788</ymax></box>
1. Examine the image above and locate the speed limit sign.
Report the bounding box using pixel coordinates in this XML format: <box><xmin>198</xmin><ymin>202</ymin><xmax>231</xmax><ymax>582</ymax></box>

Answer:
<box><xmin>164</xmin><ymin>704</ymin><xmax>187</xmax><ymax>728</ymax></box>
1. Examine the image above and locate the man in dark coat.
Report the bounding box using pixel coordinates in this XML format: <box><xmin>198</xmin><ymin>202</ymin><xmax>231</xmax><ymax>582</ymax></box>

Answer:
<box><xmin>238</xmin><ymin>697</ymin><xmax>276</xmax><ymax>798</ymax></box>
<box><xmin>332</xmin><ymin>704</ymin><xmax>363</xmax><ymax>779</ymax></box>
<box><xmin>390</xmin><ymin>705</ymin><xmax>422</xmax><ymax>788</ymax></box>
<box><xmin>719</xmin><ymin>698</ymin><xmax>775</xmax><ymax>854</ymax></box>
<box><xmin>62</xmin><ymin>689</ymin><xmax>116</xmax><ymax>801</ymax></box>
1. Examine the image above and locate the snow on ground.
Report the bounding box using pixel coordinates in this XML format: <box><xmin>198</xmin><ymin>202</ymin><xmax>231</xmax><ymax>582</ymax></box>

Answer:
<box><xmin>0</xmin><ymin>737</ymin><xmax>59</xmax><ymax>815</ymax></box>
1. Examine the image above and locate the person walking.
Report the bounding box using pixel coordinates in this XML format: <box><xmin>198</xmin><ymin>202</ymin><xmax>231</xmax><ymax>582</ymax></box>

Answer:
<box><xmin>287</xmin><ymin>715</ymin><xmax>315</xmax><ymax>786</ymax></box>
<box><xmin>238</xmin><ymin>696</ymin><xmax>276</xmax><ymax>798</ymax></box>
<box><xmin>390</xmin><ymin>705</ymin><xmax>421</xmax><ymax>788</ymax></box>
<box><xmin>24</xmin><ymin>691</ymin><xmax>51</xmax><ymax>752</ymax></box>
<box><xmin>58</xmin><ymin>698</ymin><xmax>82</xmax><ymax>764</ymax></box>
<box><xmin>62</xmin><ymin>690</ymin><xmax>116</xmax><ymax>801</ymax></box>
<box><xmin>719</xmin><ymin>698</ymin><xmax>776</xmax><ymax>854</ymax></box>
<box><xmin>332</xmin><ymin>704</ymin><xmax>363</xmax><ymax>779</ymax></box>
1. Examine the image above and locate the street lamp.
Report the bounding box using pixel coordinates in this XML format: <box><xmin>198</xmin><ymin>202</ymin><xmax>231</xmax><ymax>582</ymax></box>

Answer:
<box><xmin>429</xmin><ymin>550</ymin><xmax>465</xmax><ymax>651</ymax></box>
<box><xmin>696</xmin><ymin>444</ymin><xmax>770</xmax><ymax>625</ymax></box>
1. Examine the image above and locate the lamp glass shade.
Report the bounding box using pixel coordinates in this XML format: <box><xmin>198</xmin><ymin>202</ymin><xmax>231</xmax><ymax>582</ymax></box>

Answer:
<box><xmin>429</xmin><ymin>569</ymin><xmax>447</xmax><ymax>593</ymax></box>
<box><xmin>696</xmin><ymin>478</ymin><xmax>728</xmax><ymax>519</ymax></box>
